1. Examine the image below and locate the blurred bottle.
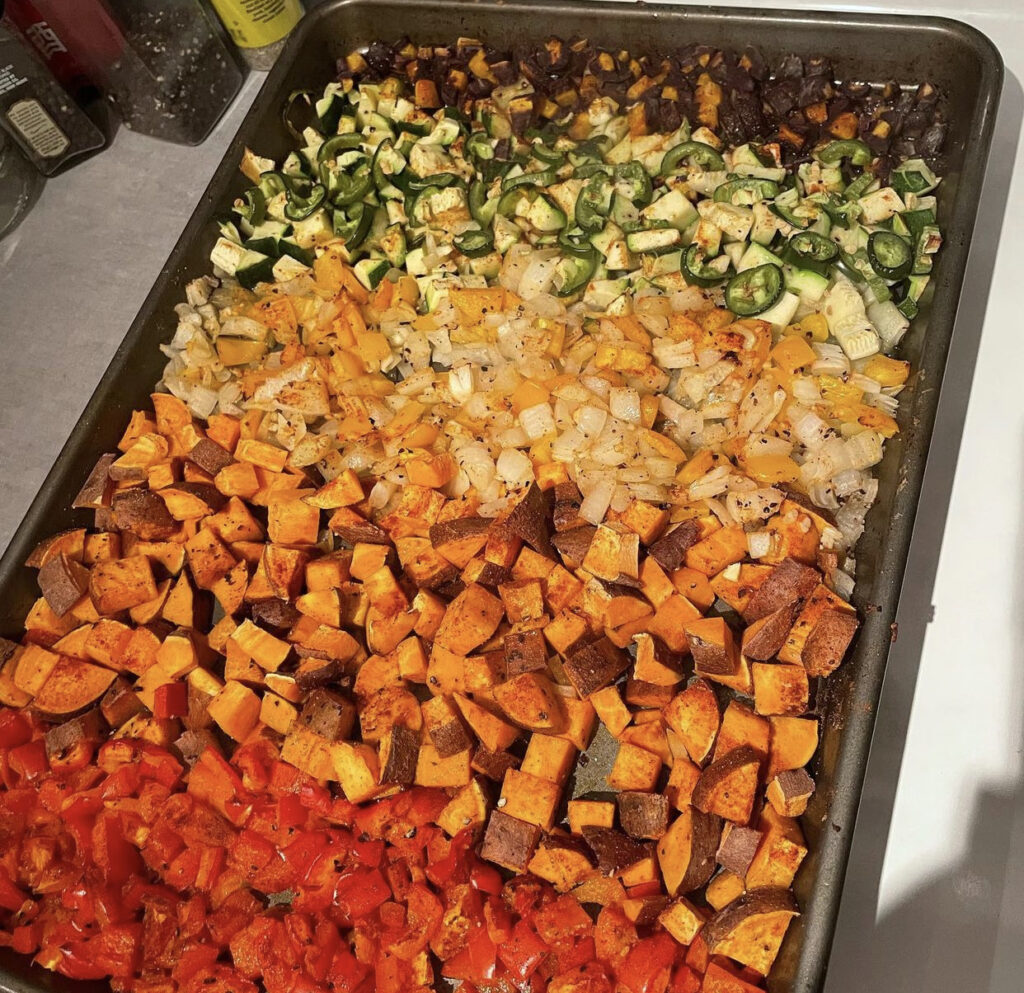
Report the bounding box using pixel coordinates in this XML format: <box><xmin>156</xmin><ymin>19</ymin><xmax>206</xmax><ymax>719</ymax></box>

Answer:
<box><xmin>209</xmin><ymin>0</ymin><xmax>304</xmax><ymax>71</ymax></box>
<box><xmin>0</xmin><ymin>6</ymin><xmax>107</xmax><ymax>175</ymax></box>
<box><xmin>21</xmin><ymin>0</ymin><xmax>246</xmax><ymax>145</ymax></box>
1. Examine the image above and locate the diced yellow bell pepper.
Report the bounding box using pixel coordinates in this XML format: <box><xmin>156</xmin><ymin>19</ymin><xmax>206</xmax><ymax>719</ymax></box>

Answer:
<box><xmin>770</xmin><ymin>335</ymin><xmax>816</xmax><ymax>373</ymax></box>
<box><xmin>676</xmin><ymin>448</ymin><xmax>715</xmax><ymax>485</ymax></box>
<box><xmin>862</xmin><ymin>354</ymin><xmax>910</xmax><ymax>387</ymax></box>
<box><xmin>819</xmin><ymin>374</ymin><xmax>863</xmax><ymax>406</ymax></box>
<box><xmin>512</xmin><ymin>380</ymin><xmax>549</xmax><ymax>415</ymax></box>
<box><xmin>798</xmin><ymin>312</ymin><xmax>830</xmax><ymax>342</ymax></box>
<box><xmin>745</xmin><ymin>454</ymin><xmax>801</xmax><ymax>484</ymax></box>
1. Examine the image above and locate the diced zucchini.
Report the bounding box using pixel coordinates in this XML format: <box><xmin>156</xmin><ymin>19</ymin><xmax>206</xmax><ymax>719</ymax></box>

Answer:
<box><xmin>210</xmin><ymin>237</ymin><xmax>247</xmax><ymax>275</ymax></box>
<box><xmin>493</xmin><ymin>215</ymin><xmax>522</xmax><ymax>254</ymax></box>
<box><xmin>692</xmin><ymin>218</ymin><xmax>722</xmax><ymax>256</ymax></box>
<box><xmin>737</xmin><ymin>242</ymin><xmax>784</xmax><ymax>273</ymax></box>
<box><xmin>625</xmin><ymin>228</ymin><xmax>681</xmax><ymax>254</ymax></box>
<box><xmin>272</xmin><ymin>255</ymin><xmax>311</xmax><ymax>282</ymax></box>
<box><xmin>858</xmin><ymin>187</ymin><xmax>906</xmax><ymax>224</ymax></box>
<box><xmin>354</xmin><ymin>257</ymin><xmax>390</xmax><ymax>291</ymax></box>
<box><xmin>757</xmin><ymin>291</ymin><xmax>801</xmax><ymax>331</ymax></box>
<box><xmin>235</xmin><ymin>250</ymin><xmax>276</xmax><ymax>290</ymax></box>
<box><xmin>584</xmin><ymin>278</ymin><xmax>629</xmax><ymax>310</ymax></box>
<box><xmin>291</xmin><ymin>210</ymin><xmax>337</xmax><ymax>249</ymax></box>
<box><xmin>783</xmin><ymin>266</ymin><xmax>830</xmax><ymax>304</ymax></box>
<box><xmin>697</xmin><ymin>200</ymin><xmax>754</xmax><ymax>242</ymax></box>
<box><xmin>749</xmin><ymin>201</ymin><xmax>782</xmax><ymax>246</ymax></box>
<box><xmin>640</xmin><ymin>189</ymin><xmax>698</xmax><ymax>231</ymax></box>
<box><xmin>525</xmin><ymin>195</ymin><xmax>567</xmax><ymax>233</ymax></box>
<box><xmin>380</xmin><ymin>224</ymin><xmax>407</xmax><ymax>267</ymax></box>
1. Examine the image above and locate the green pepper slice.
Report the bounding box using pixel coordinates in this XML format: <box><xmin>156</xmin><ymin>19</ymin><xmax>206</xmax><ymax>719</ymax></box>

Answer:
<box><xmin>559</xmin><ymin>227</ymin><xmax>594</xmax><ymax>256</ymax></box>
<box><xmin>783</xmin><ymin>231</ymin><xmax>839</xmax><ymax>275</ymax></box>
<box><xmin>234</xmin><ymin>187</ymin><xmax>266</xmax><ymax>227</ymax></box>
<box><xmin>575</xmin><ymin>172</ymin><xmax>614</xmax><ymax>233</ymax></box>
<box><xmin>407</xmin><ymin>171</ymin><xmax>464</xmax><ymax>192</ymax></box>
<box><xmin>330</xmin><ymin>162</ymin><xmax>372</xmax><ymax>207</ymax></box>
<box><xmin>682</xmin><ymin>244</ymin><xmax>732</xmax><ymax>287</ymax></box>
<box><xmin>713</xmin><ymin>177</ymin><xmax>781</xmax><ymax>205</ymax></box>
<box><xmin>332</xmin><ymin>202</ymin><xmax>372</xmax><ymax>250</ymax></box>
<box><xmin>660</xmin><ymin>140</ymin><xmax>725</xmax><ymax>175</ymax></box>
<box><xmin>614</xmin><ymin>161</ymin><xmax>653</xmax><ymax>206</ymax></box>
<box><xmin>725</xmin><ymin>263</ymin><xmax>784</xmax><ymax>316</ymax></box>
<box><xmin>818</xmin><ymin>139</ymin><xmax>873</xmax><ymax>167</ymax></box>
<box><xmin>284</xmin><ymin>184</ymin><xmax>327</xmax><ymax>221</ymax></box>
<box><xmin>867</xmin><ymin>230</ymin><xmax>913</xmax><ymax>280</ymax></box>
<box><xmin>554</xmin><ymin>250</ymin><xmax>598</xmax><ymax>297</ymax></box>
<box><xmin>469</xmin><ymin>181</ymin><xmax>498</xmax><ymax>226</ymax></box>
<box><xmin>466</xmin><ymin>130</ymin><xmax>494</xmax><ymax>163</ymax></box>
<box><xmin>453</xmin><ymin>227</ymin><xmax>495</xmax><ymax>258</ymax></box>
<box><xmin>501</xmin><ymin>168</ymin><xmax>558</xmax><ymax>194</ymax></box>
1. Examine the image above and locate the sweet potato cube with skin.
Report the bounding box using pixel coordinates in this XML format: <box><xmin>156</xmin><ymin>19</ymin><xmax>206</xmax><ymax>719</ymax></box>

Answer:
<box><xmin>224</xmin><ymin>641</ymin><xmax>264</xmax><ymax>687</ymax></box>
<box><xmin>589</xmin><ymin>685</ymin><xmax>632</xmax><ymax>738</ymax></box>
<box><xmin>511</xmin><ymin>546</ymin><xmax>556</xmax><ymax>582</ymax></box>
<box><xmin>155</xmin><ymin>629</ymin><xmax>204</xmax><ymax>678</ymax></box>
<box><xmin>711</xmin><ymin>563</ymin><xmax>773</xmax><ymax>614</ymax></box>
<box><xmin>746</xmin><ymin>805</ymin><xmax>808</xmax><ymax>889</ymax></box>
<box><xmin>305</xmin><ymin>552</ymin><xmax>351</xmax><ymax>592</ymax></box>
<box><xmin>422</xmin><ymin>695</ymin><xmax>473</xmax><ymax>757</ymax></box>
<box><xmin>776</xmin><ymin>583</ymin><xmax>854</xmax><ymax>664</ymax></box>
<box><xmin>555</xmin><ymin>696</ymin><xmax>597</xmax><ymax>751</ymax></box>
<box><xmin>481</xmin><ymin>810</ymin><xmax>541</xmax><ymax>872</ymax></box>
<box><xmin>426</xmin><ymin>644</ymin><xmax>467</xmax><ymax>697</ymax></box>
<box><xmin>522</xmin><ymin>733</ymin><xmax>576</xmax><ymax>786</ymax></box>
<box><xmin>717</xmin><ymin>825</ymin><xmax>763</xmax><ymax>878</ymax></box>
<box><xmin>620</xmin><ymin>500</ymin><xmax>670</xmax><ymax>545</ymax></box>
<box><xmin>437</xmin><ymin>779</ymin><xmax>490</xmax><ymax>837</ymax></box>
<box><xmin>334</xmin><ymin>742</ymin><xmax>383</xmax><ymax>803</ymax></box>
<box><xmin>604</xmin><ymin>591</ymin><xmax>653</xmax><ymax>631</ymax></box>
<box><xmin>392</xmin><ymin>636</ymin><xmax>428</xmax><ymax>683</ymax></box>
<box><xmin>767</xmin><ymin>768</ymin><xmax>815</xmax><ymax>818</ymax></box>
<box><xmin>305</xmin><ymin>469</ymin><xmax>364</xmax><ymax>510</ymax></box>
<box><xmin>299</xmin><ymin>688</ymin><xmax>356</xmax><ymax>741</ymax></box>
<box><xmin>582</xmin><ymin>827</ymin><xmax>655</xmax><ymax>877</ymax></box>
<box><xmin>671</xmin><ymin>567</ymin><xmax>716</xmax><ymax>611</ymax></box>
<box><xmin>608</xmin><ymin>741</ymin><xmax>662</xmax><ymax>792</ymax></box>
<box><xmin>752</xmin><ymin>662</ymin><xmax>810</xmax><ymax>716</ymax></box>
<box><xmin>205</xmin><ymin>497</ymin><xmax>264</xmax><ymax>544</ymax></box>
<box><xmin>89</xmin><ymin>556</ymin><xmax>159</xmax><ymax>614</ymax></box>
<box><xmin>230</xmin><ymin>620</ymin><xmax>291</xmax><ymax>672</ymax></box>
<box><xmin>656</xmin><ymin>807</ymin><xmax>721</xmax><ymax>896</ymax></box>
<box><xmin>207</xmin><ymin>681</ymin><xmax>261</xmax><ymax>741</ymax></box>
<box><xmin>378</xmin><ymin>725</ymin><xmax>419</xmax><ymax>786</ymax></box>
<box><xmin>703</xmin><ymin>888</ymin><xmax>799</xmax><ymax>976</ymax></box>
<box><xmin>263</xmin><ymin>671</ymin><xmax>301</xmax><ymax>705</ymax></box>
<box><xmin>528</xmin><ymin>835</ymin><xmax>595</xmax><ymax>893</ymax></box>
<box><xmin>685</xmin><ymin>617</ymin><xmax>740</xmax><ymax>678</ymax></box>
<box><xmin>83</xmin><ymin>532</ymin><xmax>121</xmax><ymax>565</ymax></box>
<box><xmin>568</xmin><ymin>800</ymin><xmax>616</xmax><ymax>835</ymax></box>
<box><xmin>435</xmin><ymin>583</ymin><xmax>504</xmax><ymax>655</ymax></box>
<box><xmin>260</xmin><ymin>692</ymin><xmax>297</xmax><ymax>735</ymax></box>
<box><xmin>743</xmin><ymin>558</ymin><xmax>820</xmax><ymax>622</ymax></box>
<box><xmin>428</xmin><ymin>517</ymin><xmax>490</xmax><ymax>569</ymax></box>
<box><xmin>648</xmin><ymin>595</ymin><xmax>702</xmax><ymax>653</ymax></box>
<box><xmin>38</xmin><ymin>554</ymin><xmax>89</xmax><ymax>617</ymax></box>
<box><xmin>500</xmin><ymin>768</ymin><xmax>562</xmax><ymax>831</ymax></box>
<box><xmin>362</xmin><ymin>567</ymin><xmax>409</xmax><ymax>616</ymax></box>
<box><xmin>504</xmin><ymin>628</ymin><xmax>548</xmax><ymax>677</ymax></box>
<box><xmin>454</xmin><ymin>693</ymin><xmax>520</xmax><ymax>752</ymax></box>
<box><xmin>26</xmin><ymin>595</ymin><xmax>80</xmax><ymax>642</ymax></box>
<box><xmin>212</xmin><ymin>561</ymin><xmax>249</xmax><ymax>618</ymax></box>
<box><xmin>802</xmin><ymin>608</ymin><xmax>860</xmax><ymax>676</ymax></box>
<box><xmin>705</xmin><ymin>871</ymin><xmax>746</xmax><ymax>911</ymax></box>
<box><xmin>619</xmin><ymin>791</ymin><xmax>670</xmax><ymax>839</ymax></box>
<box><xmin>262</xmin><ymin>545</ymin><xmax>308</xmax><ymax>601</ymax></box>
<box><xmin>493</xmin><ymin>672</ymin><xmax>566</xmax><ymax>732</ymax></box>
<box><xmin>665</xmin><ymin>679</ymin><xmax>720</xmax><ymax>766</ymax></box>
<box><xmin>682</xmin><ymin>525</ymin><xmax>746</xmax><ymax>577</ymax></box>
<box><xmin>544</xmin><ymin>566</ymin><xmax>584</xmax><ymax>613</ymax></box>
<box><xmin>394</xmin><ymin>537</ymin><xmax>458</xmax><ymax>590</ymax></box>
<box><xmin>471</xmin><ymin>746</ymin><xmax>520</xmax><ymax>782</ymax></box>
<box><xmin>543</xmin><ymin>610</ymin><xmax>589</xmax><ymax>656</ymax></box>
<box><xmin>365</xmin><ymin>606</ymin><xmax>418</xmax><ymax>656</ymax></box>
<box><xmin>659</xmin><ymin>898</ymin><xmax>709</xmax><ymax>946</ymax></box>
<box><xmin>639</xmin><ymin>557</ymin><xmax>676</xmax><ymax>608</ymax></box>
<box><xmin>184</xmin><ymin>529</ymin><xmax>236</xmax><ymax>590</ymax></box>
<box><xmin>563</xmin><ymin>638</ymin><xmax>631</xmax><ymax>698</ymax></box>
<box><xmin>714</xmin><ymin>701</ymin><xmax>770</xmax><ymax>762</ymax></box>
<box><xmin>415</xmin><ymin>743</ymin><xmax>472</xmax><ymax>788</ymax></box>
<box><xmin>692</xmin><ymin>745</ymin><xmax>763</xmax><ymax>824</ymax></box>
<box><xmin>665</xmin><ymin>756</ymin><xmax>701</xmax><ymax>811</ymax></box>
<box><xmin>767</xmin><ymin>716</ymin><xmax>819</xmax><ymax>779</ymax></box>
<box><xmin>583</xmin><ymin>525</ymin><xmax>633</xmax><ymax>582</ymax></box>
<box><xmin>742</xmin><ymin>604</ymin><xmax>799</xmax><ymax>661</ymax></box>
<box><xmin>100</xmin><ymin>677</ymin><xmax>144</xmax><ymax>728</ymax></box>
<box><xmin>162</xmin><ymin>573</ymin><xmax>203</xmax><ymax>629</ymax></box>
<box><xmin>633</xmin><ymin>634</ymin><xmax>684</xmax><ymax>687</ymax></box>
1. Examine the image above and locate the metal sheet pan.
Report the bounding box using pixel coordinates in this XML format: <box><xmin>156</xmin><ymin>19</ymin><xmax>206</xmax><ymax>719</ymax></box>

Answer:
<box><xmin>0</xmin><ymin>3</ymin><xmax>1002</xmax><ymax>991</ymax></box>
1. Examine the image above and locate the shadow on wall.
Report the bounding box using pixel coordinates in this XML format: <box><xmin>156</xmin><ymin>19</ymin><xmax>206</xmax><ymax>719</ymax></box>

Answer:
<box><xmin>824</xmin><ymin>69</ymin><xmax>1024</xmax><ymax>993</ymax></box>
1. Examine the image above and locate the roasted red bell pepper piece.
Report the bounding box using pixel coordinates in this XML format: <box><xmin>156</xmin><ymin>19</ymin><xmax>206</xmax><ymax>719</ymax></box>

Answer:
<box><xmin>618</xmin><ymin>932</ymin><xmax>679</xmax><ymax>993</ymax></box>
<box><xmin>8</xmin><ymin>739</ymin><xmax>47</xmax><ymax>781</ymax></box>
<box><xmin>0</xmin><ymin>708</ymin><xmax>32</xmax><ymax>749</ymax></box>
<box><xmin>333</xmin><ymin>868</ymin><xmax>390</xmax><ymax>924</ymax></box>
<box><xmin>498</xmin><ymin>920</ymin><xmax>549</xmax><ymax>982</ymax></box>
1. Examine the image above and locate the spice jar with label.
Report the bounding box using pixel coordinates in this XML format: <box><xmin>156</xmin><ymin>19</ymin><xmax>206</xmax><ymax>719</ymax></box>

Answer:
<box><xmin>209</xmin><ymin>0</ymin><xmax>304</xmax><ymax>71</ymax></box>
<box><xmin>0</xmin><ymin>5</ymin><xmax>107</xmax><ymax>175</ymax></box>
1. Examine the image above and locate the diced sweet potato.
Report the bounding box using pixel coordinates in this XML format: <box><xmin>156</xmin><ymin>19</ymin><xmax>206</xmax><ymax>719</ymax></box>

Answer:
<box><xmin>647</xmin><ymin>595</ymin><xmax>702</xmax><ymax>653</ymax></box>
<box><xmin>692</xmin><ymin>745</ymin><xmax>762</xmax><ymax>824</ymax></box>
<box><xmin>230</xmin><ymin>620</ymin><xmax>291</xmax><ymax>672</ymax></box>
<box><xmin>493</xmin><ymin>672</ymin><xmax>566</xmax><ymax>732</ymax></box>
<box><xmin>415</xmin><ymin>743</ymin><xmax>472</xmax><ymax>788</ymax></box>
<box><xmin>701</xmin><ymin>962</ymin><xmax>764</xmax><ymax>993</ymax></box>
<box><xmin>664</xmin><ymin>678</ymin><xmax>720</xmax><ymax>766</ymax></box>
<box><xmin>481</xmin><ymin>810</ymin><xmax>541</xmax><ymax>872</ymax></box>
<box><xmin>260</xmin><ymin>692</ymin><xmax>297</xmax><ymax>735</ymax></box>
<box><xmin>563</xmin><ymin>637</ymin><xmax>630</xmax><ymax>698</ymax></box>
<box><xmin>503</xmin><ymin>628</ymin><xmax>549</xmax><ymax>677</ymax></box>
<box><xmin>633</xmin><ymin>633</ymin><xmax>684</xmax><ymax>686</ymax></box>
<box><xmin>37</xmin><ymin>554</ymin><xmax>90</xmax><ymax>617</ymax></box>
<box><xmin>656</xmin><ymin>807</ymin><xmax>721</xmax><ymax>895</ymax></box>
<box><xmin>471</xmin><ymin>745</ymin><xmax>520</xmax><ymax>782</ymax></box>
<box><xmin>617</xmin><ymin>721</ymin><xmax>671</xmax><ymax>766</ymax></box>
<box><xmin>298</xmin><ymin>688</ymin><xmax>356</xmax><ymax>741</ymax></box>
<box><xmin>436</xmin><ymin>778</ymin><xmax>490</xmax><ymax>837</ymax></box>
<box><xmin>714</xmin><ymin>701</ymin><xmax>770</xmax><ymax>761</ymax></box>
<box><xmin>521</xmin><ymin>733</ymin><xmax>576</xmax><ymax>786</ymax></box>
<box><xmin>665</xmin><ymin>756</ymin><xmax>701</xmax><ymax>811</ymax></box>
<box><xmin>206</xmin><ymin>680</ymin><xmax>261</xmax><ymax>741</ymax></box>
<box><xmin>752</xmin><ymin>662</ymin><xmax>809</xmax><ymax>716</ymax></box>
<box><xmin>73</xmin><ymin>454</ymin><xmax>115</xmax><ymax>509</ymax></box>
<box><xmin>543</xmin><ymin>610</ymin><xmax>589</xmax><ymax>656</ymax></box>
<box><xmin>497</xmin><ymin>482</ymin><xmax>553</xmax><ymax>557</ymax></box>
<box><xmin>745</xmin><ymin>806</ymin><xmax>808</xmax><ymax>889</ymax></box>
<box><xmin>741</xmin><ymin>603</ymin><xmax>799</xmax><ymax>661</ymax></box>
<box><xmin>659</xmin><ymin>897</ymin><xmax>708</xmax><ymax>946</ymax></box>
<box><xmin>717</xmin><ymin>825</ymin><xmax>762</xmax><ymax>877</ymax></box>
<box><xmin>685</xmin><ymin>617</ymin><xmax>741</xmax><ymax>680</ymax></box>
<box><xmin>456</xmin><ymin>692</ymin><xmax>520</xmax><ymax>745</ymax></box>
<box><xmin>359</xmin><ymin>687</ymin><xmax>422</xmax><ymax>745</ymax></box>
<box><xmin>282</xmin><ymin>725</ymin><xmax>338</xmax><ymax>780</ymax></box>
<box><xmin>89</xmin><ymin>556</ymin><xmax>159</xmax><ymax>614</ymax></box>
<box><xmin>429</xmin><ymin>517</ymin><xmax>490</xmax><ymax>568</ymax></box>
<box><xmin>435</xmin><ymin>583</ymin><xmax>504</xmax><ymax>655</ymax></box>
<box><xmin>582</xmin><ymin>826</ymin><xmax>654</xmax><ymax>876</ymax></box>
<box><xmin>705</xmin><ymin>870</ymin><xmax>746</xmax><ymax>911</ymax></box>
<box><xmin>743</xmin><ymin>558</ymin><xmax>820</xmax><ymax>621</ymax></box>
<box><xmin>618</xmin><ymin>791</ymin><xmax>669</xmax><ymax>839</ymax></box>
<box><xmin>589</xmin><ymin>685</ymin><xmax>631</xmax><ymax>738</ymax></box>
<box><xmin>32</xmin><ymin>656</ymin><xmax>118</xmax><ymax>720</ymax></box>
<box><xmin>649</xmin><ymin>521</ymin><xmax>701</xmax><ymax>571</ymax></box>
<box><xmin>766</xmin><ymin>768</ymin><xmax>815</xmax><ymax>818</ymax></box>
<box><xmin>568</xmin><ymin>800</ymin><xmax>616</xmax><ymax>835</ymax></box>
<box><xmin>767</xmin><ymin>716</ymin><xmax>819</xmax><ymax>779</ymax></box>
<box><xmin>802</xmin><ymin>608</ymin><xmax>860</xmax><ymax>676</ymax></box>
<box><xmin>556</xmin><ymin>695</ymin><xmax>596</xmax><ymax>752</ymax></box>
<box><xmin>607</xmin><ymin>741</ymin><xmax>661</xmax><ymax>792</ymax></box>
<box><xmin>111</xmin><ymin>489</ymin><xmax>177</xmax><ymax>541</ymax></box>
<box><xmin>528</xmin><ymin>833</ymin><xmax>595</xmax><ymax>892</ymax></box>
<box><xmin>334</xmin><ymin>742</ymin><xmax>382</xmax><ymax>803</ymax></box>
<box><xmin>703</xmin><ymin>888</ymin><xmax>798</xmax><ymax>976</ymax></box>
<box><xmin>500</xmin><ymin>768</ymin><xmax>562</xmax><ymax>830</ymax></box>
<box><xmin>378</xmin><ymin>725</ymin><xmax>419</xmax><ymax>785</ymax></box>
<box><xmin>395</xmin><ymin>537</ymin><xmax>459</xmax><ymax>590</ymax></box>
